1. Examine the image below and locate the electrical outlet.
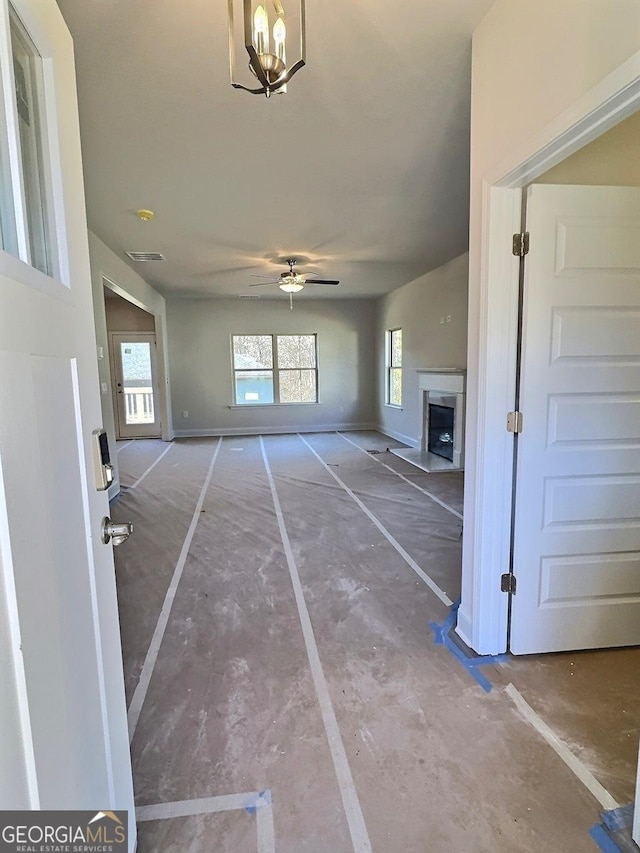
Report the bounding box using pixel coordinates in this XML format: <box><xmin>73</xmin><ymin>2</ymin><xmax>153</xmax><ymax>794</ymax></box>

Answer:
<box><xmin>97</xmin><ymin>345</ymin><xmax>104</xmax><ymax>359</ymax></box>
<box><xmin>182</xmin><ymin>410</ymin><xmax>189</xmax><ymax>418</ymax></box>
<box><xmin>101</xmin><ymin>382</ymin><xmax>108</xmax><ymax>395</ymax></box>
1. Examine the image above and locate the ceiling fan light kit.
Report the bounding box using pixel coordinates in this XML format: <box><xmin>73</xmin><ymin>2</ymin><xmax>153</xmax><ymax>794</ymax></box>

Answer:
<box><xmin>228</xmin><ymin>0</ymin><xmax>306</xmax><ymax>98</ymax></box>
<box><xmin>248</xmin><ymin>258</ymin><xmax>340</xmax><ymax>309</ymax></box>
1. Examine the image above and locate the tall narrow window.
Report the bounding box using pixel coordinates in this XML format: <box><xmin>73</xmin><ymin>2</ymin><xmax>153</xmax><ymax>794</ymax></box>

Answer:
<box><xmin>387</xmin><ymin>328</ymin><xmax>402</xmax><ymax>406</ymax></box>
<box><xmin>9</xmin><ymin>7</ymin><xmax>55</xmax><ymax>275</ymax></box>
<box><xmin>232</xmin><ymin>334</ymin><xmax>318</xmax><ymax>404</ymax></box>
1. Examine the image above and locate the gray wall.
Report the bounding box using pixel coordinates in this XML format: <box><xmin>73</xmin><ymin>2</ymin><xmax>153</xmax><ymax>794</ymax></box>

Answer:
<box><xmin>167</xmin><ymin>297</ymin><xmax>377</xmax><ymax>435</ymax></box>
<box><xmin>89</xmin><ymin>231</ymin><xmax>173</xmax><ymax>497</ymax></box>
<box><xmin>375</xmin><ymin>252</ymin><xmax>469</xmax><ymax>445</ymax></box>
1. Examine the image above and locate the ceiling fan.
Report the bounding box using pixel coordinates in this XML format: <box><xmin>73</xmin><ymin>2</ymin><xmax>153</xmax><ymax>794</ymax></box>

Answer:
<box><xmin>249</xmin><ymin>258</ymin><xmax>339</xmax><ymax>308</ymax></box>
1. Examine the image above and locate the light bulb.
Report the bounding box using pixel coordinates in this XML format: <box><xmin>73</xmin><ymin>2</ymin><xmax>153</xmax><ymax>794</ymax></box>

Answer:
<box><xmin>273</xmin><ymin>16</ymin><xmax>286</xmax><ymax>63</ymax></box>
<box><xmin>253</xmin><ymin>5</ymin><xmax>269</xmax><ymax>54</ymax></box>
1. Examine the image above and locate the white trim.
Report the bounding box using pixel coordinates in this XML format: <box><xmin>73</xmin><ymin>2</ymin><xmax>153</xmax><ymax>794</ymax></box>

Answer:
<box><xmin>463</xmin><ymin>49</ymin><xmax>640</xmax><ymax>655</ymax></box>
<box><xmin>173</xmin><ymin>423</ymin><xmax>377</xmax><ymax>438</ymax></box>
<box><xmin>375</xmin><ymin>425</ymin><xmax>418</xmax><ymax>448</ymax></box>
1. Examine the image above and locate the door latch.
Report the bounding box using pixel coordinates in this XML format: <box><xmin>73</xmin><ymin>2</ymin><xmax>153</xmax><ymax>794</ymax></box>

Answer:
<box><xmin>101</xmin><ymin>517</ymin><xmax>134</xmax><ymax>547</ymax></box>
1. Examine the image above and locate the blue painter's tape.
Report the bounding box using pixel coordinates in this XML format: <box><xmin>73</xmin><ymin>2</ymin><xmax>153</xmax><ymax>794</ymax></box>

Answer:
<box><xmin>244</xmin><ymin>789</ymin><xmax>272</xmax><ymax>815</ymax></box>
<box><xmin>430</xmin><ymin>598</ymin><xmax>509</xmax><ymax>693</ymax></box>
<box><xmin>589</xmin><ymin>823</ymin><xmax>623</xmax><ymax>853</ymax></box>
<box><xmin>601</xmin><ymin>803</ymin><xmax>634</xmax><ymax>834</ymax></box>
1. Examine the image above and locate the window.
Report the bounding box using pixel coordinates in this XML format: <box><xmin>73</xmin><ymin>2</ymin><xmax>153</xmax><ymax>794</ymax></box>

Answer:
<box><xmin>0</xmin><ymin>5</ymin><xmax>56</xmax><ymax>275</ymax></box>
<box><xmin>232</xmin><ymin>334</ymin><xmax>318</xmax><ymax>405</ymax></box>
<box><xmin>386</xmin><ymin>328</ymin><xmax>402</xmax><ymax>406</ymax></box>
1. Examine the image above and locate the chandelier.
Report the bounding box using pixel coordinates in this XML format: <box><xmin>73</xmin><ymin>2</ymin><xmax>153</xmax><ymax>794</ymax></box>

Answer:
<box><xmin>228</xmin><ymin>1</ymin><xmax>306</xmax><ymax>98</ymax></box>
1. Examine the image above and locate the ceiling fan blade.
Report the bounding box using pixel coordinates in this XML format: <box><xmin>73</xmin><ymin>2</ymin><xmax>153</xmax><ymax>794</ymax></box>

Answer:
<box><xmin>251</xmin><ymin>273</ymin><xmax>282</xmax><ymax>279</ymax></box>
<box><xmin>305</xmin><ymin>279</ymin><xmax>340</xmax><ymax>285</ymax></box>
<box><xmin>249</xmin><ymin>281</ymin><xmax>278</xmax><ymax>287</ymax></box>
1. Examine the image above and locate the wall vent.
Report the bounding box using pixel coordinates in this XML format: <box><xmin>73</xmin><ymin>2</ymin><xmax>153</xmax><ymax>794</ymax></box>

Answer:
<box><xmin>238</xmin><ymin>294</ymin><xmax>261</xmax><ymax>299</ymax></box>
<box><xmin>125</xmin><ymin>251</ymin><xmax>165</xmax><ymax>262</ymax></box>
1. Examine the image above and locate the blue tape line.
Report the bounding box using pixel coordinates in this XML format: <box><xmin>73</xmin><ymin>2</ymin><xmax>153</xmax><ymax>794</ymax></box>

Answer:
<box><xmin>430</xmin><ymin>598</ymin><xmax>509</xmax><ymax>693</ymax></box>
<box><xmin>244</xmin><ymin>790</ymin><xmax>272</xmax><ymax>815</ymax></box>
<box><xmin>589</xmin><ymin>823</ymin><xmax>623</xmax><ymax>853</ymax></box>
<box><xmin>601</xmin><ymin>803</ymin><xmax>634</xmax><ymax>834</ymax></box>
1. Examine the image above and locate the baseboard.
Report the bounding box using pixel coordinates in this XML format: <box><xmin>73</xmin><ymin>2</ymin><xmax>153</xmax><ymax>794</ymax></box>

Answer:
<box><xmin>375</xmin><ymin>425</ymin><xmax>418</xmax><ymax>448</ymax></box>
<box><xmin>454</xmin><ymin>606</ymin><xmax>473</xmax><ymax>649</ymax></box>
<box><xmin>172</xmin><ymin>422</ymin><xmax>378</xmax><ymax>438</ymax></box>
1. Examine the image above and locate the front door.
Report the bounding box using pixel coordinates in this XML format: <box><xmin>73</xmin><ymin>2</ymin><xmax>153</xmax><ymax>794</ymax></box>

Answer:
<box><xmin>510</xmin><ymin>184</ymin><xmax>640</xmax><ymax>655</ymax></box>
<box><xmin>111</xmin><ymin>332</ymin><xmax>161</xmax><ymax>439</ymax></box>
<box><xmin>0</xmin><ymin>0</ymin><xmax>135</xmax><ymax>847</ymax></box>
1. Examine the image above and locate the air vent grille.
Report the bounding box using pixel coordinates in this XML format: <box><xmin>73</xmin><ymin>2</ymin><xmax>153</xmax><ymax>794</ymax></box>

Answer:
<box><xmin>125</xmin><ymin>251</ymin><xmax>165</xmax><ymax>262</ymax></box>
<box><xmin>238</xmin><ymin>295</ymin><xmax>261</xmax><ymax>299</ymax></box>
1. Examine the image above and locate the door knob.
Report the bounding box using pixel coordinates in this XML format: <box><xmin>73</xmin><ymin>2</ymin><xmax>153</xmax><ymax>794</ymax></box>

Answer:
<box><xmin>101</xmin><ymin>517</ymin><xmax>134</xmax><ymax>547</ymax></box>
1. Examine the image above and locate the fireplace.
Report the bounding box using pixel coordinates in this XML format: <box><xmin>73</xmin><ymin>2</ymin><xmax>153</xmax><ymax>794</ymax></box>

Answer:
<box><xmin>390</xmin><ymin>369</ymin><xmax>465</xmax><ymax>473</ymax></box>
<box><xmin>428</xmin><ymin>403</ymin><xmax>455</xmax><ymax>461</ymax></box>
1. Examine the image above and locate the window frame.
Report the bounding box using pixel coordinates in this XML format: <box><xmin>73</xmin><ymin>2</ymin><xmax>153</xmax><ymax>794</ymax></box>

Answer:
<box><xmin>231</xmin><ymin>333</ymin><xmax>319</xmax><ymax>406</ymax></box>
<box><xmin>0</xmin><ymin>0</ymin><xmax>62</xmax><ymax>282</ymax></box>
<box><xmin>386</xmin><ymin>327</ymin><xmax>402</xmax><ymax>408</ymax></box>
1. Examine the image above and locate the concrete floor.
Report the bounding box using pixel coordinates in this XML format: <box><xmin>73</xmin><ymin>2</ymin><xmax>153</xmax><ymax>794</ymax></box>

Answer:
<box><xmin>112</xmin><ymin>431</ymin><xmax>640</xmax><ymax>852</ymax></box>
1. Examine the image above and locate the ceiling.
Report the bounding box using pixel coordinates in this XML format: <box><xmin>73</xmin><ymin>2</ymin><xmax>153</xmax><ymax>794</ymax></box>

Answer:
<box><xmin>55</xmin><ymin>0</ymin><xmax>495</xmax><ymax>300</ymax></box>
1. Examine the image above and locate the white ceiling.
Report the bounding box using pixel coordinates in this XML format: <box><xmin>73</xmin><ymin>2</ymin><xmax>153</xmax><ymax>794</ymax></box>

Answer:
<box><xmin>55</xmin><ymin>0</ymin><xmax>495</xmax><ymax>299</ymax></box>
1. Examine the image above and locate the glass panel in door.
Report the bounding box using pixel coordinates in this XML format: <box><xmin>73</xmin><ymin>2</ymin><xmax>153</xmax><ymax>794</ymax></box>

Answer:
<box><xmin>113</xmin><ymin>333</ymin><xmax>160</xmax><ymax>439</ymax></box>
<box><xmin>120</xmin><ymin>341</ymin><xmax>154</xmax><ymax>424</ymax></box>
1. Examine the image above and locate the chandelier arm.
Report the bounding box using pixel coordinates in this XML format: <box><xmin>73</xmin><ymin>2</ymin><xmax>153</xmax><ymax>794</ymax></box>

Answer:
<box><xmin>269</xmin><ymin>58</ymin><xmax>306</xmax><ymax>91</ymax></box>
<box><xmin>231</xmin><ymin>82</ymin><xmax>271</xmax><ymax>94</ymax></box>
<box><xmin>245</xmin><ymin>44</ymin><xmax>271</xmax><ymax>90</ymax></box>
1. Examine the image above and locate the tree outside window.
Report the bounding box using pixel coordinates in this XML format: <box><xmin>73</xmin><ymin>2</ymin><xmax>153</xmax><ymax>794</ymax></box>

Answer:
<box><xmin>387</xmin><ymin>328</ymin><xmax>402</xmax><ymax>406</ymax></box>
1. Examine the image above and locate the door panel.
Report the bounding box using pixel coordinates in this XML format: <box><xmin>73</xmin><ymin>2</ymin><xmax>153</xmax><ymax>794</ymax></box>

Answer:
<box><xmin>111</xmin><ymin>333</ymin><xmax>161</xmax><ymax>439</ymax></box>
<box><xmin>0</xmin><ymin>0</ymin><xmax>135</xmax><ymax>846</ymax></box>
<box><xmin>510</xmin><ymin>185</ymin><xmax>640</xmax><ymax>654</ymax></box>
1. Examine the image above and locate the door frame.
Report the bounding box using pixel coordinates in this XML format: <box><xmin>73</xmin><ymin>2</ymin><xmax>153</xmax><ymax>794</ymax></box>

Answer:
<box><xmin>109</xmin><ymin>332</ymin><xmax>161</xmax><ymax>439</ymax></box>
<box><xmin>458</xmin><ymin>49</ymin><xmax>640</xmax><ymax>656</ymax></box>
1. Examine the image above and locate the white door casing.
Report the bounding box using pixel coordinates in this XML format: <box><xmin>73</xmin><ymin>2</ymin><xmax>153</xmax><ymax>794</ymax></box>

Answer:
<box><xmin>510</xmin><ymin>184</ymin><xmax>640</xmax><ymax>655</ymax></box>
<box><xmin>110</xmin><ymin>332</ymin><xmax>161</xmax><ymax>439</ymax></box>
<box><xmin>0</xmin><ymin>0</ymin><xmax>135</xmax><ymax>847</ymax></box>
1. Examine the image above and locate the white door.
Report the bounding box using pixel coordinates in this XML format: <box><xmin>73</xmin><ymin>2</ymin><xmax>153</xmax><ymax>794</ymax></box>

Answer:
<box><xmin>0</xmin><ymin>0</ymin><xmax>135</xmax><ymax>848</ymax></box>
<box><xmin>511</xmin><ymin>184</ymin><xmax>640</xmax><ymax>655</ymax></box>
<box><xmin>110</xmin><ymin>332</ymin><xmax>161</xmax><ymax>439</ymax></box>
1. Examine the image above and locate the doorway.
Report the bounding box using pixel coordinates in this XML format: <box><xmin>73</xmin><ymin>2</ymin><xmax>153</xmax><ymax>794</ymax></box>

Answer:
<box><xmin>110</xmin><ymin>333</ymin><xmax>161</xmax><ymax>439</ymax></box>
<box><xmin>103</xmin><ymin>288</ymin><xmax>161</xmax><ymax>440</ymax></box>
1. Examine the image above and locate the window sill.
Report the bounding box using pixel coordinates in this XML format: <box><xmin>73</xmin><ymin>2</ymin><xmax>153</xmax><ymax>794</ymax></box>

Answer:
<box><xmin>384</xmin><ymin>403</ymin><xmax>403</xmax><ymax>411</ymax></box>
<box><xmin>228</xmin><ymin>402</ymin><xmax>321</xmax><ymax>409</ymax></box>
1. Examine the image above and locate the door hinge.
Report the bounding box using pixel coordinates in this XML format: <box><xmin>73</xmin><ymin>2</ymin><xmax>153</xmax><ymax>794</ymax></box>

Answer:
<box><xmin>501</xmin><ymin>573</ymin><xmax>517</xmax><ymax>594</ymax></box>
<box><xmin>512</xmin><ymin>231</ymin><xmax>530</xmax><ymax>256</ymax></box>
<box><xmin>507</xmin><ymin>411</ymin><xmax>523</xmax><ymax>433</ymax></box>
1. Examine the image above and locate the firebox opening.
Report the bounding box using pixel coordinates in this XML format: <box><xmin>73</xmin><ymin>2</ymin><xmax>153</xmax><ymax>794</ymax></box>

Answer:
<box><xmin>428</xmin><ymin>404</ymin><xmax>454</xmax><ymax>462</ymax></box>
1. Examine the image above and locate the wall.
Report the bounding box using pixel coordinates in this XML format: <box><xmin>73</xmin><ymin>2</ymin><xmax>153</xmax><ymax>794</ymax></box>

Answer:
<box><xmin>89</xmin><ymin>232</ymin><xmax>173</xmax><ymax>497</ymax></box>
<box><xmin>534</xmin><ymin>109</ymin><xmax>640</xmax><ymax>186</ymax></box>
<box><xmin>105</xmin><ymin>295</ymin><xmax>156</xmax><ymax>332</ymax></box>
<box><xmin>375</xmin><ymin>253</ymin><xmax>469</xmax><ymax>445</ymax></box>
<box><xmin>167</xmin><ymin>297</ymin><xmax>376</xmax><ymax>435</ymax></box>
<box><xmin>461</xmin><ymin>0</ymin><xmax>640</xmax><ymax>653</ymax></box>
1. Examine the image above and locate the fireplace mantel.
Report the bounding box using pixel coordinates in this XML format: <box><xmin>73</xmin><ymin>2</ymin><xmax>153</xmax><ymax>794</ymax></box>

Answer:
<box><xmin>391</xmin><ymin>368</ymin><xmax>466</xmax><ymax>473</ymax></box>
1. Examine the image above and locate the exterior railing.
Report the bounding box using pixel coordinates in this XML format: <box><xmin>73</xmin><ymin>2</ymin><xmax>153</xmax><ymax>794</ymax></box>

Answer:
<box><xmin>124</xmin><ymin>386</ymin><xmax>154</xmax><ymax>424</ymax></box>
